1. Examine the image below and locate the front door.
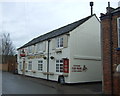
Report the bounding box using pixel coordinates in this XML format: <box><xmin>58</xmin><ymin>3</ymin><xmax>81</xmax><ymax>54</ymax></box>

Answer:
<box><xmin>22</xmin><ymin>58</ymin><xmax>25</xmax><ymax>75</ymax></box>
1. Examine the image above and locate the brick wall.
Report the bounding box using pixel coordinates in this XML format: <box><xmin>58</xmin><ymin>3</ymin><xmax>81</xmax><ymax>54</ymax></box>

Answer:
<box><xmin>101</xmin><ymin>17</ymin><xmax>113</xmax><ymax>94</ymax></box>
<box><xmin>101</xmin><ymin>12</ymin><xmax>120</xmax><ymax>95</ymax></box>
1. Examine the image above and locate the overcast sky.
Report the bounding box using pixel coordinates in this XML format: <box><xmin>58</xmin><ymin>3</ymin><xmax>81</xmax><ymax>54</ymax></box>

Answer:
<box><xmin>0</xmin><ymin>0</ymin><xmax>119</xmax><ymax>49</ymax></box>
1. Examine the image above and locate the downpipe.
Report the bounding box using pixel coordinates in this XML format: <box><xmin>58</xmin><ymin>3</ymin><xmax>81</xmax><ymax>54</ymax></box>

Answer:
<box><xmin>47</xmin><ymin>40</ymin><xmax>50</xmax><ymax>80</ymax></box>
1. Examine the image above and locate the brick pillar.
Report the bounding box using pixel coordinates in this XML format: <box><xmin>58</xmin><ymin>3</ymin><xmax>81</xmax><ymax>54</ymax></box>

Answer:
<box><xmin>101</xmin><ymin>17</ymin><xmax>113</xmax><ymax>94</ymax></box>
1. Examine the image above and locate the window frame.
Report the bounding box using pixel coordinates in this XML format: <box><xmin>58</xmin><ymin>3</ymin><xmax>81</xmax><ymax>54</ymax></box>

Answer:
<box><xmin>56</xmin><ymin>59</ymin><xmax>63</xmax><ymax>73</ymax></box>
<box><xmin>56</xmin><ymin>37</ymin><xmax>64</xmax><ymax>48</ymax></box>
<box><xmin>19</xmin><ymin>62</ymin><xmax>22</xmax><ymax>70</ymax></box>
<box><xmin>38</xmin><ymin>60</ymin><xmax>43</xmax><ymax>71</ymax></box>
<box><xmin>28</xmin><ymin>46</ymin><xmax>33</xmax><ymax>54</ymax></box>
<box><xmin>28</xmin><ymin>61</ymin><xmax>32</xmax><ymax>70</ymax></box>
<box><xmin>117</xmin><ymin>17</ymin><xmax>120</xmax><ymax>47</ymax></box>
<box><xmin>37</xmin><ymin>42</ymin><xmax>46</xmax><ymax>53</ymax></box>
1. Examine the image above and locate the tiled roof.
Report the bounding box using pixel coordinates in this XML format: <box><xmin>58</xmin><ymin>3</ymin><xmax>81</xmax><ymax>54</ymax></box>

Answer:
<box><xmin>111</xmin><ymin>7</ymin><xmax>120</xmax><ymax>14</ymax></box>
<box><xmin>18</xmin><ymin>15</ymin><xmax>94</xmax><ymax>49</ymax></box>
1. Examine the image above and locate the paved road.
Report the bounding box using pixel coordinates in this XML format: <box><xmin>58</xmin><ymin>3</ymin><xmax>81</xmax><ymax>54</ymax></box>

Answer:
<box><xmin>2</xmin><ymin>72</ymin><xmax>102</xmax><ymax>94</ymax></box>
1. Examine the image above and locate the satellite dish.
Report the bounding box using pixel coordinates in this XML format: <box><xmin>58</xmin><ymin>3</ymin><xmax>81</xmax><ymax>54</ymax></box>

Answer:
<box><xmin>116</xmin><ymin>64</ymin><xmax>120</xmax><ymax>72</ymax></box>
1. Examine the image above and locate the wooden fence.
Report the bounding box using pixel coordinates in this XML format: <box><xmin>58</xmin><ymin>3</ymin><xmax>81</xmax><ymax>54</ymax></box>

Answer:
<box><xmin>0</xmin><ymin>64</ymin><xmax>8</xmax><ymax>71</ymax></box>
<box><xmin>0</xmin><ymin>55</ymin><xmax>17</xmax><ymax>72</ymax></box>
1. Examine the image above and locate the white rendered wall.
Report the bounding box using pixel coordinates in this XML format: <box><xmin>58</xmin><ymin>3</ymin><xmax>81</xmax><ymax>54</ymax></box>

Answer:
<box><xmin>69</xmin><ymin>15</ymin><xmax>102</xmax><ymax>83</ymax></box>
<box><xmin>17</xmin><ymin>15</ymin><xmax>102</xmax><ymax>83</ymax></box>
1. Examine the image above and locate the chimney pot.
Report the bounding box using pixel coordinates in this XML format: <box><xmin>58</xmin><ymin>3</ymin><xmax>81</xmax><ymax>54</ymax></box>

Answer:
<box><xmin>90</xmin><ymin>2</ymin><xmax>93</xmax><ymax>6</ymax></box>
<box><xmin>90</xmin><ymin>2</ymin><xmax>94</xmax><ymax>15</ymax></box>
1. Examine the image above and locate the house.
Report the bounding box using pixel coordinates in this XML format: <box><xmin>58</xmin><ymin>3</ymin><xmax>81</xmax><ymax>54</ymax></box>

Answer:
<box><xmin>17</xmin><ymin>14</ymin><xmax>102</xmax><ymax>84</ymax></box>
<box><xmin>100</xmin><ymin>3</ymin><xmax>120</xmax><ymax>95</ymax></box>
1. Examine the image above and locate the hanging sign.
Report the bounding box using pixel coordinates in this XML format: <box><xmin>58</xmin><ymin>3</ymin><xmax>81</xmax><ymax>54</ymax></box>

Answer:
<box><xmin>27</xmin><ymin>54</ymin><xmax>45</xmax><ymax>59</ymax></box>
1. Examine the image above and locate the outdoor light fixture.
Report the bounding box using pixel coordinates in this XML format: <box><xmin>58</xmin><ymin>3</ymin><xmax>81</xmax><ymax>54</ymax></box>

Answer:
<box><xmin>43</xmin><ymin>56</ymin><xmax>47</xmax><ymax>59</ymax></box>
<box><xmin>50</xmin><ymin>56</ymin><xmax>54</xmax><ymax>60</ymax></box>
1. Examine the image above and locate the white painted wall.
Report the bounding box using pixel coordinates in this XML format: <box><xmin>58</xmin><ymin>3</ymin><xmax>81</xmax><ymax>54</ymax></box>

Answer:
<box><xmin>46</xmin><ymin>35</ymin><xmax>70</xmax><ymax>81</ymax></box>
<box><xmin>18</xmin><ymin>35</ymin><xmax>70</xmax><ymax>81</ymax></box>
<box><xmin>17</xmin><ymin>15</ymin><xmax>102</xmax><ymax>83</ymax></box>
<box><xmin>69</xmin><ymin>15</ymin><xmax>102</xmax><ymax>83</ymax></box>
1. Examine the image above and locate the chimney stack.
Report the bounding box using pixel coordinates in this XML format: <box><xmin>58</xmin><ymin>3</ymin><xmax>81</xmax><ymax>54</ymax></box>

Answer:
<box><xmin>90</xmin><ymin>1</ymin><xmax>94</xmax><ymax>16</ymax></box>
<box><xmin>106</xmin><ymin>2</ymin><xmax>115</xmax><ymax>13</ymax></box>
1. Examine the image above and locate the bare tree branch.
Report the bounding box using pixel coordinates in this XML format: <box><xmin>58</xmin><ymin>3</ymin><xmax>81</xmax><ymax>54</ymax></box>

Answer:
<box><xmin>1</xmin><ymin>33</ymin><xmax>16</xmax><ymax>64</ymax></box>
<box><xmin>1</xmin><ymin>33</ymin><xmax>16</xmax><ymax>55</ymax></box>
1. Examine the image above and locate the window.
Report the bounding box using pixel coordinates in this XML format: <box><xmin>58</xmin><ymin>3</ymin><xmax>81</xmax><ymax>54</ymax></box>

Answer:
<box><xmin>118</xmin><ymin>18</ymin><xmax>120</xmax><ymax>47</ymax></box>
<box><xmin>37</xmin><ymin>42</ymin><xmax>46</xmax><ymax>52</ymax></box>
<box><xmin>56</xmin><ymin>59</ymin><xmax>63</xmax><ymax>72</ymax></box>
<box><xmin>38</xmin><ymin>60</ymin><xmax>43</xmax><ymax>71</ymax></box>
<box><xmin>19</xmin><ymin>62</ymin><xmax>22</xmax><ymax>70</ymax></box>
<box><xmin>37</xmin><ymin>43</ymin><xmax>43</xmax><ymax>52</ymax></box>
<box><xmin>28</xmin><ymin>46</ymin><xmax>33</xmax><ymax>53</ymax></box>
<box><xmin>28</xmin><ymin>61</ymin><xmax>32</xmax><ymax>70</ymax></box>
<box><xmin>56</xmin><ymin>37</ymin><xmax>63</xmax><ymax>48</ymax></box>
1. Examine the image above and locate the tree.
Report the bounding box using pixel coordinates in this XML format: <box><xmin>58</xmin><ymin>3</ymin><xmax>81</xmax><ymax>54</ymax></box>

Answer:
<box><xmin>1</xmin><ymin>33</ymin><xmax>16</xmax><ymax>64</ymax></box>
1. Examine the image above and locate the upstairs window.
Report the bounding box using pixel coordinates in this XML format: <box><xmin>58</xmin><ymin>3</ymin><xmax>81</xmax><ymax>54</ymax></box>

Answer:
<box><xmin>118</xmin><ymin>17</ymin><xmax>120</xmax><ymax>47</ymax></box>
<box><xmin>52</xmin><ymin>35</ymin><xmax>68</xmax><ymax>50</ymax></box>
<box><xmin>28</xmin><ymin>46</ymin><xmax>33</xmax><ymax>53</ymax></box>
<box><xmin>36</xmin><ymin>42</ymin><xmax>46</xmax><ymax>53</ymax></box>
<box><xmin>56</xmin><ymin>37</ymin><xmax>63</xmax><ymax>48</ymax></box>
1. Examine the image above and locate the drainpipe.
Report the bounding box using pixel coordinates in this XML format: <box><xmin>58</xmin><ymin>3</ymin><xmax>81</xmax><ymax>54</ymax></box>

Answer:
<box><xmin>108</xmin><ymin>2</ymin><xmax>113</xmax><ymax>94</ymax></box>
<box><xmin>47</xmin><ymin>40</ymin><xmax>50</xmax><ymax>80</ymax></box>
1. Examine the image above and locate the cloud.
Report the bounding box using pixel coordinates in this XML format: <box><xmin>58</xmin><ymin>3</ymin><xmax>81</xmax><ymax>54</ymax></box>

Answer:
<box><xmin>0</xmin><ymin>1</ymin><xmax>118</xmax><ymax>49</ymax></box>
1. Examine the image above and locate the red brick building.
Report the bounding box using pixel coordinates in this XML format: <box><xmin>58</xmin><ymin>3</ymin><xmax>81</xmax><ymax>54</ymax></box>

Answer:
<box><xmin>100</xmin><ymin>5</ymin><xmax>120</xmax><ymax>95</ymax></box>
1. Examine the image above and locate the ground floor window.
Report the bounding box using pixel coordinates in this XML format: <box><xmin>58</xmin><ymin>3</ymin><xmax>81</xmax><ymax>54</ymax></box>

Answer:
<box><xmin>56</xmin><ymin>59</ymin><xmax>63</xmax><ymax>72</ymax></box>
<box><xmin>38</xmin><ymin>60</ymin><xmax>43</xmax><ymax>71</ymax></box>
<box><xmin>19</xmin><ymin>62</ymin><xmax>22</xmax><ymax>70</ymax></box>
<box><xmin>28</xmin><ymin>61</ymin><xmax>32</xmax><ymax>70</ymax></box>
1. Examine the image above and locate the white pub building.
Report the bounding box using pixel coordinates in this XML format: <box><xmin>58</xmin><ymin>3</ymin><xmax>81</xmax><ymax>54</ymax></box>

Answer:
<box><xmin>17</xmin><ymin>14</ymin><xmax>102</xmax><ymax>84</ymax></box>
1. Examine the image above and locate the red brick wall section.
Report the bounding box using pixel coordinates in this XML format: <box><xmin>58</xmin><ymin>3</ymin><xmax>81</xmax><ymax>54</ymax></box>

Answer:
<box><xmin>113</xmin><ymin>72</ymin><xmax>120</xmax><ymax>96</ymax></box>
<box><xmin>112</xmin><ymin>14</ymin><xmax>120</xmax><ymax>96</ymax></box>
<box><xmin>101</xmin><ymin>17</ymin><xmax>113</xmax><ymax>94</ymax></box>
<box><xmin>101</xmin><ymin>13</ymin><xmax>120</xmax><ymax>95</ymax></box>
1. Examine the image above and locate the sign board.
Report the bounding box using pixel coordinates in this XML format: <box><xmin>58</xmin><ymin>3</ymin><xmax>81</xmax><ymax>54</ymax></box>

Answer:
<box><xmin>72</xmin><ymin>65</ymin><xmax>88</xmax><ymax>72</ymax></box>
